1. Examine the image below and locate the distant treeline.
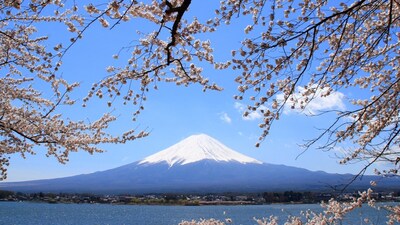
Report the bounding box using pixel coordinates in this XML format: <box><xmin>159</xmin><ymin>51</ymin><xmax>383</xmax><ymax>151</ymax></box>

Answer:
<box><xmin>0</xmin><ymin>190</ymin><xmax>14</xmax><ymax>199</ymax></box>
<box><xmin>262</xmin><ymin>191</ymin><xmax>330</xmax><ymax>203</ymax></box>
<box><xmin>1</xmin><ymin>189</ymin><xmax>400</xmax><ymax>205</ymax></box>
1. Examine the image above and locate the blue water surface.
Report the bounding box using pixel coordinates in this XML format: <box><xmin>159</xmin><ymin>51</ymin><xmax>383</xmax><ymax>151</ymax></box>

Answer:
<box><xmin>0</xmin><ymin>201</ymin><xmax>397</xmax><ymax>225</ymax></box>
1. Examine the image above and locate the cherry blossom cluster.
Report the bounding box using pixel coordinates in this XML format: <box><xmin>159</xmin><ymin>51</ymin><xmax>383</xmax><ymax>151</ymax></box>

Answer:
<box><xmin>0</xmin><ymin>1</ymin><xmax>148</xmax><ymax>180</ymax></box>
<box><xmin>211</xmin><ymin>0</ymin><xmax>400</xmax><ymax>177</ymax></box>
<box><xmin>80</xmin><ymin>0</ymin><xmax>223</xmax><ymax>120</ymax></box>
<box><xmin>386</xmin><ymin>204</ymin><xmax>400</xmax><ymax>225</ymax></box>
<box><xmin>180</xmin><ymin>189</ymin><xmax>400</xmax><ymax>225</ymax></box>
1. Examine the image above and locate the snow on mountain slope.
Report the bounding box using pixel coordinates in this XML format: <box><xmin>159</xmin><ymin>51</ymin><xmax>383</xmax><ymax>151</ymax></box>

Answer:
<box><xmin>139</xmin><ymin>134</ymin><xmax>262</xmax><ymax>166</ymax></box>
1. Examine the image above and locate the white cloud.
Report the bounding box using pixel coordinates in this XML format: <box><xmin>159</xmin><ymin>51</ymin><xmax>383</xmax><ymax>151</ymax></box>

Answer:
<box><xmin>233</xmin><ymin>87</ymin><xmax>345</xmax><ymax>122</ymax></box>
<box><xmin>234</xmin><ymin>102</ymin><xmax>267</xmax><ymax>121</ymax></box>
<box><xmin>121</xmin><ymin>156</ymin><xmax>131</xmax><ymax>162</ymax></box>
<box><xmin>277</xmin><ymin>86</ymin><xmax>346</xmax><ymax>115</ymax></box>
<box><xmin>219</xmin><ymin>112</ymin><xmax>232</xmax><ymax>124</ymax></box>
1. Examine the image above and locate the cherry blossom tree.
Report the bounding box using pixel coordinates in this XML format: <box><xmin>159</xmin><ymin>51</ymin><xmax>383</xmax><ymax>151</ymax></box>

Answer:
<box><xmin>0</xmin><ymin>1</ymin><xmax>148</xmax><ymax>180</ymax></box>
<box><xmin>1</xmin><ymin>0</ymin><xmax>399</xmax><ymax>183</ymax></box>
<box><xmin>1</xmin><ymin>0</ymin><xmax>399</xmax><ymax>223</ymax></box>
<box><xmin>79</xmin><ymin>0</ymin><xmax>400</xmax><ymax>179</ymax></box>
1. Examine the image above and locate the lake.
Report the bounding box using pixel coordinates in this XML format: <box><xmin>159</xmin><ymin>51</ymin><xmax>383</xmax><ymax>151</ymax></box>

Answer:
<box><xmin>0</xmin><ymin>201</ymin><xmax>397</xmax><ymax>224</ymax></box>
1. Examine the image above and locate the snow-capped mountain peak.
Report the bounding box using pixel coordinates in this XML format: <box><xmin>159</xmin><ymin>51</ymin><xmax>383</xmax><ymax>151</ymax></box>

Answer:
<box><xmin>139</xmin><ymin>134</ymin><xmax>262</xmax><ymax>167</ymax></box>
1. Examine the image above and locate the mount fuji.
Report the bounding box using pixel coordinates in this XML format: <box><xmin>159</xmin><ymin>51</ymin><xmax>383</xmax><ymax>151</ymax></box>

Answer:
<box><xmin>1</xmin><ymin>134</ymin><xmax>399</xmax><ymax>194</ymax></box>
<box><xmin>139</xmin><ymin>134</ymin><xmax>262</xmax><ymax>166</ymax></box>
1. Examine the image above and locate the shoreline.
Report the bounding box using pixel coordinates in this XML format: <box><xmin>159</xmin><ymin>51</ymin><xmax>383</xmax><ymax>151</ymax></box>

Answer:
<box><xmin>2</xmin><ymin>189</ymin><xmax>399</xmax><ymax>206</ymax></box>
<box><xmin>2</xmin><ymin>199</ymin><xmax>399</xmax><ymax>206</ymax></box>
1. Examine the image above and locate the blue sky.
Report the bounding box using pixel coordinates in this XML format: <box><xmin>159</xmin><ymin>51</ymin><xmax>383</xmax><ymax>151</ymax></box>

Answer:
<box><xmin>3</xmin><ymin>1</ymin><xmax>379</xmax><ymax>182</ymax></box>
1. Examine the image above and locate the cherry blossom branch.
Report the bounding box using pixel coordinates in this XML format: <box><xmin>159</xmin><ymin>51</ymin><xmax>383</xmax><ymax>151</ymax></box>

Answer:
<box><xmin>341</xmin><ymin>125</ymin><xmax>400</xmax><ymax>191</ymax></box>
<box><xmin>164</xmin><ymin>0</ymin><xmax>191</xmax><ymax>64</ymax></box>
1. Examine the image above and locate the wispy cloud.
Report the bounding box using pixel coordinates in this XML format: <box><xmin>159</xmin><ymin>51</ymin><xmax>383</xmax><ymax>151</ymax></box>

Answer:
<box><xmin>219</xmin><ymin>112</ymin><xmax>232</xmax><ymax>124</ymax></box>
<box><xmin>234</xmin><ymin>87</ymin><xmax>345</xmax><ymax>121</ymax></box>
<box><xmin>277</xmin><ymin>86</ymin><xmax>346</xmax><ymax>115</ymax></box>
<box><xmin>234</xmin><ymin>102</ymin><xmax>267</xmax><ymax>121</ymax></box>
<box><xmin>121</xmin><ymin>156</ymin><xmax>131</xmax><ymax>162</ymax></box>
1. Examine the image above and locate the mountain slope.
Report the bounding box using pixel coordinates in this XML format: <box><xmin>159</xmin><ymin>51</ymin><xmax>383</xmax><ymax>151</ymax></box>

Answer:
<box><xmin>1</xmin><ymin>134</ymin><xmax>399</xmax><ymax>194</ymax></box>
